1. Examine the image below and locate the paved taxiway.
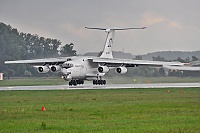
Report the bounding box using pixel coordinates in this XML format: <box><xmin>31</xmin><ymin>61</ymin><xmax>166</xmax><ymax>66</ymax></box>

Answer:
<box><xmin>0</xmin><ymin>83</ymin><xmax>199</xmax><ymax>91</ymax></box>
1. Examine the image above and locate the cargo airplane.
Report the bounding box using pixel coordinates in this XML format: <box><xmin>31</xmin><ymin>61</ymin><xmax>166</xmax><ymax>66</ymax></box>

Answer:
<box><xmin>5</xmin><ymin>27</ymin><xmax>195</xmax><ymax>86</ymax></box>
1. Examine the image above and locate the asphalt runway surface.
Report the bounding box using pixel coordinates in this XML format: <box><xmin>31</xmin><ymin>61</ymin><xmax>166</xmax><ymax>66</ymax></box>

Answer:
<box><xmin>0</xmin><ymin>83</ymin><xmax>199</xmax><ymax>91</ymax></box>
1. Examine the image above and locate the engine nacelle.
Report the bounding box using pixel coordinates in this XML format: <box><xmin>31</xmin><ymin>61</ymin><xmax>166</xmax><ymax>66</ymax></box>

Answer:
<box><xmin>37</xmin><ymin>66</ymin><xmax>49</xmax><ymax>73</ymax></box>
<box><xmin>98</xmin><ymin>66</ymin><xmax>110</xmax><ymax>73</ymax></box>
<box><xmin>115</xmin><ymin>67</ymin><xmax>127</xmax><ymax>74</ymax></box>
<box><xmin>50</xmin><ymin>65</ymin><xmax>61</xmax><ymax>72</ymax></box>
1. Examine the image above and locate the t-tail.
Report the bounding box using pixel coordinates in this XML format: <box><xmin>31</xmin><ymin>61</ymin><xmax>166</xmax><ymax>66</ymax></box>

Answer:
<box><xmin>85</xmin><ymin>27</ymin><xmax>146</xmax><ymax>58</ymax></box>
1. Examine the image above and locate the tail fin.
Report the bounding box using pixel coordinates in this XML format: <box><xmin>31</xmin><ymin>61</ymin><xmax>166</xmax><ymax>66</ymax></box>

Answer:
<box><xmin>85</xmin><ymin>27</ymin><xmax>146</xmax><ymax>58</ymax></box>
<box><xmin>100</xmin><ymin>29</ymin><xmax>115</xmax><ymax>58</ymax></box>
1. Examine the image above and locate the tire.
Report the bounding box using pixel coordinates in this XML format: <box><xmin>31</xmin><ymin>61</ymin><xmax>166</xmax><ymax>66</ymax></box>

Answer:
<box><xmin>103</xmin><ymin>80</ymin><xmax>106</xmax><ymax>85</ymax></box>
<box><xmin>69</xmin><ymin>81</ymin><xmax>72</xmax><ymax>86</ymax></box>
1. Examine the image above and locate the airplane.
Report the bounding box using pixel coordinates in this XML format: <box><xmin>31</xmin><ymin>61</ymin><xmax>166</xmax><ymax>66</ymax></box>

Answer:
<box><xmin>5</xmin><ymin>26</ymin><xmax>193</xmax><ymax>86</ymax></box>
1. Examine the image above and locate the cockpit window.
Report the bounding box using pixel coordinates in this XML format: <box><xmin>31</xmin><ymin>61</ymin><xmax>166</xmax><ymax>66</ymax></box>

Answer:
<box><xmin>67</xmin><ymin>58</ymin><xmax>72</xmax><ymax>61</ymax></box>
<box><xmin>62</xmin><ymin>62</ymin><xmax>74</xmax><ymax>68</ymax></box>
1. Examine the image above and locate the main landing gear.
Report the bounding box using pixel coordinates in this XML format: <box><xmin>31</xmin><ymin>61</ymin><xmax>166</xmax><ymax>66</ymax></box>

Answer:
<box><xmin>93</xmin><ymin>80</ymin><xmax>106</xmax><ymax>85</ymax></box>
<box><xmin>68</xmin><ymin>76</ymin><xmax>107</xmax><ymax>86</ymax></box>
<box><xmin>69</xmin><ymin>80</ymin><xmax>84</xmax><ymax>86</ymax></box>
<box><xmin>92</xmin><ymin>75</ymin><xmax>106</xmax><ymax>85</ymax></box>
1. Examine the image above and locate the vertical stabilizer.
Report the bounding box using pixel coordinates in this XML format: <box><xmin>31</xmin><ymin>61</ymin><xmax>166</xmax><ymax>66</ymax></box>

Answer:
<box><xmin>85</xmin><ymin>27</ymin><xmax>146</xmax><ymax>58</ymax></box>
<box><xmin>100</xmin><ymin>29</ymin><xmax>115</xmax><ymax>58</ymax></box>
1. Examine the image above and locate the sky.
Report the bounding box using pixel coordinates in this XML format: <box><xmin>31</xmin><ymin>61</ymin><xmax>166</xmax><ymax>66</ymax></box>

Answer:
<box><xmin>0</xmin><ymin>0</ymin><xmax>200</xmax><ymax>55</ymax></box>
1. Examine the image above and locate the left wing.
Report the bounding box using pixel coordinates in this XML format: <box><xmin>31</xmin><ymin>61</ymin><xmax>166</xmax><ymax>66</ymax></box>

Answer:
<box><xmin>92</xmin><ymin>57</ymin><xmax>184</xmax><ymax>67</ymax></box>
<box><xmin>163</xmin><ymin>65</ymin><xmax>200</xmax><ymax>71</ymax></box>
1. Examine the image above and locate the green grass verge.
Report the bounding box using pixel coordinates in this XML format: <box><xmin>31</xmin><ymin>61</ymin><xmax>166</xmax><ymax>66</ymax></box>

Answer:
<box><xmin>0</xmin><ymin>88</ymin><xmax>199</xmax><ymax>132</ymax></box>
<box><xmin>0</xmin><ymin>77</ymin><xmax>66</xmax><ymax>86</ymax></box>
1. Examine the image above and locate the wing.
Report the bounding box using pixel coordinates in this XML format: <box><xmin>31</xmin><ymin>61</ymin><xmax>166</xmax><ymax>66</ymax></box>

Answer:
<box><xmin>4</xmin><ymin>57</ymin><xmax>72</xmax><ymax>65</ymax></box>
<box><xmin>163</xmin><ymin>65</ymin><xmax>200</xmax><ymax>71</ymax></box>
<box><xmin>92</xmin><ymin>57</ymin><xmax>184</xmax><ymax>67</ymax></box>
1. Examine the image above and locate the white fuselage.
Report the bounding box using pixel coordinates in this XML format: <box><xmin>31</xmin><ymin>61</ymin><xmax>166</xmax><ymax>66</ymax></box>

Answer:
<box><xmin>61</xmin><ymin>56</ymin><xmax>104</xmax><ymax>80</ymax></box>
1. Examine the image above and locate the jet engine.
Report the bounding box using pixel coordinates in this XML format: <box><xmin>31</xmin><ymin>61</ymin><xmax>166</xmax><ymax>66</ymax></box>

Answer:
<box><xmin>115</xmin><ymin>67</ymin><xmax>127</xmax><ymax>74</ymax></box>
<box><xmin>50</xmin><ymin>65</ymin><xmax>61</xmax><ymax>72</ymax></box>
<box><xmin>98</xmin><ymin>66</ymin><xmax>109</xmax><ymax>73</ymax></box>
<box><xmin>37</xmin><ymin>66</ymin><xmax>49</xmax><ymax>73</ymax></box>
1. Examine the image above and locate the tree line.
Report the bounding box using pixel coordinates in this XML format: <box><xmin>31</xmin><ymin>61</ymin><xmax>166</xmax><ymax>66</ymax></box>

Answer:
<box><xmin>0</xmin><ymin>22</ymin><xmax>76</xmax><ymax>77</ymax></box>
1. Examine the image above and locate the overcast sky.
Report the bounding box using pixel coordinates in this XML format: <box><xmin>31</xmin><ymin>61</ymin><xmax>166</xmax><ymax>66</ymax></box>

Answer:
<box><xmin>0</xmin><ymin>0</ymin><xmax>200</xmax><ymax>55</ymax></box>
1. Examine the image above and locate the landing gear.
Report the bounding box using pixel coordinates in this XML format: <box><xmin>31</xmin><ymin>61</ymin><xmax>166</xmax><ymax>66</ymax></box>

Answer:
<box><xmin>92</xmin><ymin>75</ymin><xmax>106</xmax><ymax>85</ymax></box>
<box><xmin>93</xmin><ymin>80</ymin><xmax>106</xmax><ymax>85</ymax></box>
<box><xmin>69</xmin><ymin>80</ymin><xmax>84</xmax><ymax>86</ymax></box>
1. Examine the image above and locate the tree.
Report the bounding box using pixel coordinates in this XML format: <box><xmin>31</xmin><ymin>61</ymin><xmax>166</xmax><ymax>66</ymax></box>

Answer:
<box><xmin>175</xmin><ymin>57</ymin><xmax>186</xmax><ymax>63</ymax></box>
<box><xmin>134</xmin><ymin>55</ymin><xmax>142</xmax><ymax>60</ymax></box>
<box><xmin>152</xmin><ymin>55</ymin><xmax>165</xmax><ymax>61</ymax></box>
<box><xmin>0</xmin><ymin>23</ymin><xmax>22</xmax><ymax>77</ymax></box>
<box><xmin>0</xmin><ymin>22</ymin><xmax>77</xmax><ymax>77</ymax></box>
<box><xmin>192</xmin><ymin>56</ymin><xmax>198</xmax><ymax>61</ymax></box>
<box><xmin>59</xmin><ymin>43</ymin><xmax>77</xmax><ymax>56</ymax></box>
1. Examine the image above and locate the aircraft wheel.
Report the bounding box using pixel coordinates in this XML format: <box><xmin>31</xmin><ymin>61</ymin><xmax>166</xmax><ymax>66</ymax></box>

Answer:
<box><xmin>72</xmin><ymin>80</ymin><xmax>77</xmax><ymax>86</ymax></box>
<box><xmin>98</xmin><ymin>80</ymin><xmax>101</xmax><ymax>85</ymax></box>
<box><xmin>69</xmin><ymin>81</ymin><xmax>72</xmax><ymax>86</ymax></box>
<box><xmin>76</xmin><ymin>80</ymin><xmax>84</xmax><ymax>85</ymax></box>
<box><xmin>103</xmin><ymin>80</ymin><xmax>106</xmax><ymax>85</ymax></box>
<box><xmin>93</xmin><ymin>80</ymin><xmax>97</xmax><ymax>85</ymax></box>
<box><xmin>77</xmin><ymin>80</ymin><xmax>81</xmax><ymax>85</ymax></box>
<box><xmin>100</xmin><ymin>80</ymin><xmax>104</xmax><ymax>85</ymax></box>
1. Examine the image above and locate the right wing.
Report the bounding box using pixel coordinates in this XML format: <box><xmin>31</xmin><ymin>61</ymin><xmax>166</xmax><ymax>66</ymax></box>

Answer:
<box><xmin>4</xmin><ymin>57</ymin><xmax>72</xmax><ymax>65</ymax></box>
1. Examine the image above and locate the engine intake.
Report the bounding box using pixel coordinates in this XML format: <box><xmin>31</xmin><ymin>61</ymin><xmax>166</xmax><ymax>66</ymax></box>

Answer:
<box><xmin>116</xmin><ymin>67</ymin><xmax>127</xmax><ymax>74</ymax></box>
<box><xmin>98</xmin><ymin>66</ymin><xmax>109</xmax><ymax>73</ymax></box>
<box><xmin>50</xmin><ymin>65</ymin><xmax>61</xmax><ymax>72</ymax></box>
<box><xmin>37</xmin><ymin>66</ymin><xmax>49</xmax><ymax>73</ymax></box>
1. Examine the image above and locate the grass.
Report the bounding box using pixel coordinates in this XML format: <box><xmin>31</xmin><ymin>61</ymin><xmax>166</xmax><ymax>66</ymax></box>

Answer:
<box><xmin>0</xmin><ymin>76</ymin><xmax>200</xmax><ymax>86</ymax></box>
<box><xmin>0</xmin><ymin>88</ymin><xmax>200</xmax><ymax>132</ymax></box>
<box><xmin>0</xmin><ymin>77</ymin><xmax>66</xmax><ymax>86</ymax></box>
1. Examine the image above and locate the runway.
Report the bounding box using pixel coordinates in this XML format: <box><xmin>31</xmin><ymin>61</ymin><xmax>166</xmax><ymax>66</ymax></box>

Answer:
<box><xmin>0</xmin><ymin>83</ymin><xmax>199</xmax><ymax>91</ymax></box>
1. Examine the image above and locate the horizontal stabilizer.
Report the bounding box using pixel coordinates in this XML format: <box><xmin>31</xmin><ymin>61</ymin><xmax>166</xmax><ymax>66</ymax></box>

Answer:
<box><xmin>85</xmin><ymin>27</ymin><xmax>146</xmax><ymax>31</ymax></box>
<box><xmin>85</xmin><ymin>27</ymin><xmax>106</xmax><ymax>30</ymax></box>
